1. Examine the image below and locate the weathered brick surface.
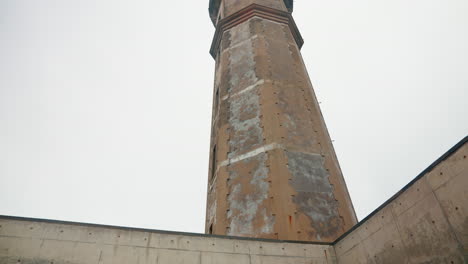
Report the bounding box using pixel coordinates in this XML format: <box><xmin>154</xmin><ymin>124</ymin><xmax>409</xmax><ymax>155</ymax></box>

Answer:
<box><xmin>206</xmin><ymin>1</ymin><xmax>357</xmax><ymax>242</ymax></box>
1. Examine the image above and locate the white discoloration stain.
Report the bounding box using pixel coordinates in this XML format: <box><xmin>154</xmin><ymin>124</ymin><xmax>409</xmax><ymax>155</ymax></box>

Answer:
<box><xmin>228</xmin><ymin>89</ymin><xmax>262</xmax><ymax>158</ymax></box>
<box><xmin>227</xmin><ymin>24</ymin><xmax>258</xmax><ymax>93</ymax></box>
<box><xmin>223</xmin><ymin>17</ymin><xmax>269</xmax><ymax>161</ymax></box>
<box><xmin>229</xmin><ymin>53</ymin><xmax>258</xmax><ymax>92</ymax></box>
<box><xmin>250</xmin><ymin>158</ymin><xmax>269</xmax><ymax>200</ymax></box>
<box><xmin>227</xmin><ymin>154</ymin><xmax>271</xmax><ymax>236</ymax></box>
<box><xmin>261</xmin><ymin>209</ymin><xmax>275</xmax><ymax>234</ymax></box>
<box><xmin>227</xmin><ymin>184</ymin><xmax>240</xmax><ymax>220</ymax></box>
<box><xmin>222</xmin><ymin>79</ymin><xmax>265</xmax><ymax>101</ymax></box>
<box><xmin>287</xmin><ymin>151</ymin><xmax>341</xmax><ymax>237</ymax></box>
<box><xmin>221</xmin><ymin>34</ymin><xmax>259</xmax><ymax>55</ymax></box>
<box><xmin>219</xmin><ymin>143</ymin><xmax>283</xmax><ymax>168</ymax></box>
<box><xmin>207</xmin><ymin>199</ymin><xmax>217</xmax><ymax>225</ymax></box>
<box><xmin>228</xmin><ymin>19</ymin><xmax>254</xmax><ymax>47</ymax></box>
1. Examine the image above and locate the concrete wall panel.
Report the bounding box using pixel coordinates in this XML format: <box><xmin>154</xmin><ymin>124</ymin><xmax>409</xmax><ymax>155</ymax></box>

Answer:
<box><xmin>0</xmin><ymin>217</ymin><xmax>332</xmax><ymax>264</ymax></box>
<box><xmin>359</xmin><ymin>215</ymin><xmax>408</xmax><ymax>264</ymax></box>
<box><xmin>433</xmin><ymin>168</ymin><xmax>468</xmax><ymax>255</ymax></box>
<box><xmin>335</xmin><ymin>140</ymin><xmax>467</xmax><ymax>264</ymax></box>
<box><xmin>157</xmin><ymin>249</ymin><xmax>201</xmax><ymax>264</ymax></box>
<box><xmin>395</xmin><ymin>186</ymin><xmax>461</xmax><ymax>263</ymax></box>
<box><xmin>336</xmin><ymin>242</ymin><xmax>368</xmax><ymax>264</ymax></box>
<box><xmin>201</xmin><ymin>252</ymin><xmax>249</xmax><ymax>264</ymax></box>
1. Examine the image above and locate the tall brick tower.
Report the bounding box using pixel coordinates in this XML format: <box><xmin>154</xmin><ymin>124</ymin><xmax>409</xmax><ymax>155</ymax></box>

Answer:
<box><xmin>205</xmin><ymin>0</ymin><xmax>358</xmax><ymax>243</ymax></box>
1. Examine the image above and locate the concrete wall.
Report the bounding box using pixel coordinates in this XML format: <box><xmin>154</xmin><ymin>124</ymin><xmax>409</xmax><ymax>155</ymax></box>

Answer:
<box><xmin>334</xmin><ymin>139</ymin><xmax>468</xmax><ymax>263</ymax></box>
<box><xmin>1</xmin><ymin>138</ymin><xmax>466</xmax><ymax>264</ymax></box>
<box><xmin>0</xmin><ymin>217</ymin><xmax>336</xmax><ymax>264</ymax></box>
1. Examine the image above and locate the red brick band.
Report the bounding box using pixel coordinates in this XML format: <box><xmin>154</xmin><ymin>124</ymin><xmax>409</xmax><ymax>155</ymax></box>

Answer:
<box><xmin>210</xmin><ymin>4</ymin><xmax>304</xmax><ymax>58</ymax></box>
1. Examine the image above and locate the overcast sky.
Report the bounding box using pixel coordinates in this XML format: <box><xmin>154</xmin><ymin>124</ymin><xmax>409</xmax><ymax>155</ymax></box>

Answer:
<box><xmin>1</xmin><ymin>0</ymin><xmax>467</xmax><ymax>233</ymax></box>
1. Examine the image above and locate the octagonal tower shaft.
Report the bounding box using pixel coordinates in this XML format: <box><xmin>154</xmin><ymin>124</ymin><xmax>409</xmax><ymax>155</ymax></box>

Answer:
<box><xmin>206</xmin><ymin>0</ymin><xmax>358</xmax><ymax>242</ymax></box>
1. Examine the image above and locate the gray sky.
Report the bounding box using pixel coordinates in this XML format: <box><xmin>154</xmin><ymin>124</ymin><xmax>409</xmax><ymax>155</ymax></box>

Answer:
<box><xmin>1</xmin><ymin>0</ymin><xmax>467</xmax><ymax>233</ymax></box>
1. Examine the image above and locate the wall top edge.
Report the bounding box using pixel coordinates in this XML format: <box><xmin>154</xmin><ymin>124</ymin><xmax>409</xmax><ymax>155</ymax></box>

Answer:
<box><xmin>0</xmin><ymin>214</ymin><xmax>331</xmax><ymax>246</ymax></box>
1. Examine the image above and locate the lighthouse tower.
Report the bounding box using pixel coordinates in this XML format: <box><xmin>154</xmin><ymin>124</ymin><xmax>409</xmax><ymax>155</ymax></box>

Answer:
<box><xmin>205</xmin><ymin>0</ymin><xmax>357</xmax><ymax>242</ymax></box>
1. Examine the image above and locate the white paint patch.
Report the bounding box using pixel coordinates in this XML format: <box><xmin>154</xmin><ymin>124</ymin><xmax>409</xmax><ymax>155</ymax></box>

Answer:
<box><xmin>227</xmin><ymin>153</ymin><xmax>271</xmax><ymax>236</ymax></box>
<box><xmin>221</xmin><ymin>34</ymin><xmax>259</xmax><ymax>55</ymax></box>
<box><xmin>221</xmin><ymin>79</ymin><xmax>265</xmax><ymax>101</ymax></box>
<box><xmin>218</xmin><ymin>143</ymin><xmax>283</xmax><ymax>169</ymax></box>
<box><xmin>207</xmin><ymin>199</ymin><xmax>217</xmax><ymax>224</ymax></box>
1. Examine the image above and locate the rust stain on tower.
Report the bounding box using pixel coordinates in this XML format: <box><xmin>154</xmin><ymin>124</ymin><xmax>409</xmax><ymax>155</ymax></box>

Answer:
<box><xmin>206</xmin><ymin>0</ymin><xmax>358</xmax><ymax>243</ymax></box>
